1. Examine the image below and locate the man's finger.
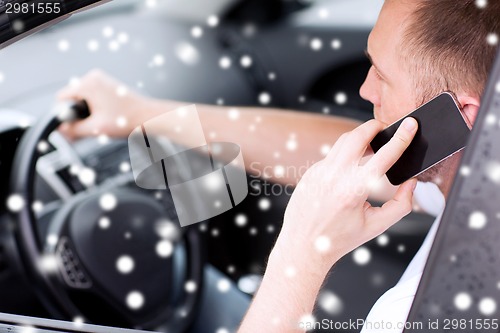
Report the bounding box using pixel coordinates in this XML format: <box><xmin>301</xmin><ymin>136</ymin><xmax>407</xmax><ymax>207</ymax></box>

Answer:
<box><xmin>364</xmin><ymin>178</ymin><xmax>417</xmax><ymax>235</ymax></box>
<box><xmin>365</xmin><ymin>117</ymin><xmax>418</xmax><ymax>177</ymax></box>
<box><xmin>327</xmin><ymin>119</ymin><xmax>385</xmax><ymax>162</ymax></box>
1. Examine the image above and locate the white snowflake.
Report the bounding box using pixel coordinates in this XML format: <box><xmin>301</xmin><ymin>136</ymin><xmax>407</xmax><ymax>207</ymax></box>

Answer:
<box><xmin>156</xmin><ymin>240</ymin><xmax>174</xmax><ymax>257</ymax></box>
<box><xmin>479</xmin><ymin>298</ymin><xmax>497</xmax><ymax>316</ymax></box>
<box><xmin>335</xmin><ymin>92</ymin><xmax>348</xmax><ymax>105</ymax></box>
<box><xmin>299</xmin><ymin>314</ymin><xmax>316</xmax><ymax>329</ymax></box>
<box><xmin>207</xmin><ymin>15</ymin><xmax>219</xmax><ymax>27</ymax></box>
<box><xmin>318</xmin><ymin>8</ymin><xmax>329</xmax><ymax>19</ymax></box>
<box><xmin>469</xmin><ymin>211</ymin><xmax>488</xmax><ymax>229</ymax></box>
<box><xmin>487</xmin><ymin>33</ymin><xmax>499</xmax><ymax>46</ymax></box>
<box><xmin>318</xmin><ymin>291</ymin><xmax>343</xmax><ymax>315</ymax></box>
<box><xmin>476</xmin><ymin>0</ymin><xmax>488</xmax><ymax>9</ymax></box>
<box><xmin>12</xmin><ymin>20</ymin><xmax>24</xmax><ymax>33</ymax></box>
<box><xmin>228</xmin><ymin>108</ymin><xmax>240</xmax><ymax>120</ymax></box>
<box><xmin>46</xmin><ymin>234</ymin><xmax>58</xmax><ymax>246</ymax></box>
<box><xmin>153</xmin><ymin>54</ymin><xmax>165</xmax><ymax>66</ymax></box>
<box><xmin>285</xmin><ymin>266</ymin><xmax>296</xmax><ymax>278</ymax></box>
<box><xmin>191</xmin><ymin>26</ymin><xmax>203</xmax><ymax>38</ymax></box>
<box><xmin>315</xmin><ymin>236</ymin><xmax>331</xmax><ymax>253</ymax></box>
<box><xmin>286</xmin><ymin>138</ymin><xmax>298</xmax><ymax>151</ymax></box>
<box><xmin>376</xmin><ymin>234</ymin><xmax>389</xmax><ymax>247</ymax></box>
<box><xmin>117</xmin><ymin>32</ymin><xmax>129</xmax><ymax>44</ymax></box>
<box><xmin>320</xmin><ymin>144</ymin><xmax>331</xmax><ymax>156</ymax></box>
<box><xmin>454</xmin><ymin>292</ymin><xmax>472</xmax><ymax>311</ymax></box>
<box><xmin>353</xmin><ymin>247</ymin><xmax>371</xmax><ymax>265</ymax></box>
<box><xmin>258</xmin><ymin>198</ymin><xmax>271</xmax><ymax>211</ymax></box>
<box><xmin>7</xmin><ymin>194</ymin><xmax>24</xmax><ymax>212</ymax></box>
<box><xmin>240</xmin><ymin>55</ymin><xmax>253</xmax><ymax>68</ymax></box>
<box><xmin>486</xmin><ymin>114</ymin><xmax>497</xmax><ymax>126</ymax></box>
<box><xmin>331</xmin><ymin>39</ymin><xmax>342</xmax><ymax>50</ymax></box>
<box><xmin>116</xmin><ymin>86</ymin><xmax>128</xmax><ymax>97</ymax></box>
<box><xmin>217</xmin><ymin>278</ymin><xmax>231</xmax><ymax>293</ymax></box>
<box><xmin>274</xmin><ymin>165</ymin><xmax>285</xmax><ymax>178</ymax></box>
<box><xmin>20</xmin><ymin>326</ymin><xmax>36</xmax><ymax>333</ymax></box>
<box><xmin>38</xmin><ymin>254</ymin><xmax>59</xmax><ymax>273</ymax></box>
<box><xmin>108</xmin><ymin>40</ymin><xmax>120</xmax><ymax>52</ymax></box>
<box><xmin>126</xmin><ymin>291</ymin><xmax>145</xmax><ymax>310</ymax></box>
<box><xmin>87</xmin><ymin>40</ymin><xmax>99</xmax><ymax>52</ymax></box>
<box><xmin>99</xmin><ymin>193</ymin><xmax>117</xmax><ymax>211</ymax></box>
<box><xmin>242</xmin><ymin>23</ymin><xmax>257</xmax><ymax>37</ymax></box>
<box><xmin>72</xmin><ymin>317</ymin><xmax>84</xmax><ymax>327</ymax></box>
<box><xmin>185</xmin><ymin>280</ymin><xmax>197</xmax><ymax>293</ymax></box>
<box><xmin>119</xmin><ymin>161</ymin><xmax>131</xmax><ymax>173</ymax></box>
<box><xmin>98</xmin><ymin>216</ymin><xmax>111</xmax><ymax>229</ymax></box>
<box><xmin>116</xmin><ymin>255</ymin><xmax>135</xmax><ymax>274</ymax></box>
<box><xmin>203</xmin><ymin>173</ymin><xmax>224</xmax><ymax>191</ymax></box>
<box><xmin>37</xmin><ymin>140</ymin><xmax>49</xmax><ymax>153</ymax></box>
<box><xmin>32</xmin><ymin>201</ymin><xmax>44</xmax><ymax>213</ymax></box>
<box><xmin>460</xmin><ymin>166</ymin><xmax>471</xmax><ymax>176</ymax></box>
<box><xmin>116</xmin><ymin>116</ymin><xmax>128</xmax><ymax>128</ymax></box>
<box><xmin>310</xmin><ymin>38</ymin><xmax>323</xmax><ymax>51</ymax></box>
<box><xmin>486</xmin><ymin>161</ymin><xmax>500</xmax><ymax>183</ymax></box>
<box><xmin>235</xmin><ymin>214</ymin><xmax>248</xmax><ymax>227</ymax></box>
<box><xmin>258</xmin><ymin>92</ymin><xmax>271</xmax><ymax>105</ymax></box>
<box><xmin>219</xmin><ymin>56</ymin><xmax>232</xmax><ymax>69</ymax></box>
<box><xmin>58</xmin><ymin>39</ymin><xmax>70</xmax><ymax>52</ymax></box>
<box><xmin>175</xmin><ymin>42</ymin><xmax>199</xmax><ymax>65</ymax></box>
<box><xmin>145</xmin><ymin>0</ymin><xmax>156</xmax><ymax>8</ymax></box>
<box><xmin>102</xmin><ymin>26</ymin><xmax>114</xmax><ymax>38</ymax></box>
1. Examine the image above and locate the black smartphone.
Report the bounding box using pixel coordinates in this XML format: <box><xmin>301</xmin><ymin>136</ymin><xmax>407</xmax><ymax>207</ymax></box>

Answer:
<box><xmin>370</xmin><ymin>92</ymin><xmax>471</xmax><ymax>186</ymax></box>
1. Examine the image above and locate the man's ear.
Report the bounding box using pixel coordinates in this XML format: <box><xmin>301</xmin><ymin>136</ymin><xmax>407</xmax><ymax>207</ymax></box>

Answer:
<box><xmin>456</xmin><ymin>94</ymin><xmax>481</xmax><ymax>129</ymax></box>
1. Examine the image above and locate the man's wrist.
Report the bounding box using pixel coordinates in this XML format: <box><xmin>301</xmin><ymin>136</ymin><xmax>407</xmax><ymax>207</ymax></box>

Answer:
<box><xmin>269</xmin><ymin>237</ymin><xmax>335</xmax><ymax>283</ymax></box>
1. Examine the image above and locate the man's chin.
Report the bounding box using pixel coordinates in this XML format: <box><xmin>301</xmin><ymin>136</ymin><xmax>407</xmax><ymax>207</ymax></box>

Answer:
<box><xmin>415</xmin><ymin>153</ymin><xmax>462</xmax><ymax>186</ymax></box>
<box><xmin>416</xmin><ymin>167</ymin><xmax>441</xmax><ymax>183</ymax></box>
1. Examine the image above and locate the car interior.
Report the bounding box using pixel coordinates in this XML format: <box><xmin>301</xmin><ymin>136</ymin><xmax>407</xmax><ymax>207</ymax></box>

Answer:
<box><xmin>0</xmin><ymin>0</ymin><xmax>439</xmax><ymax>332</ymax></box>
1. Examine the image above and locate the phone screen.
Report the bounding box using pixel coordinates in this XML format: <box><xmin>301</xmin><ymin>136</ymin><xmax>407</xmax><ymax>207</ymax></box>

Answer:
<box><xmin>370</xmin><ymin>92</ymin><xmax>471</xmax><ymax>185</ymax></box>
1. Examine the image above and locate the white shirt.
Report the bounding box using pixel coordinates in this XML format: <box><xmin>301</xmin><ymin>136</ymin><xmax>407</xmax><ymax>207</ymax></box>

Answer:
<box><xmin>361</xmin><ymin>182</ymin><xmax>445</xmax><ymax>333</ymax></box>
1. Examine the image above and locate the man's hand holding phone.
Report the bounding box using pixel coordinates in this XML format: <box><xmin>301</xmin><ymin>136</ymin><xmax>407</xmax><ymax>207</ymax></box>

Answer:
<box><xmin>240</xmin><ymin>119</ymin><xmax>419</xmax><ymax>332</ymax></box>
<box><xmin>272</xmin><ymin>118</ymin><xmax>419</xmax><ymax>276</ymax></box>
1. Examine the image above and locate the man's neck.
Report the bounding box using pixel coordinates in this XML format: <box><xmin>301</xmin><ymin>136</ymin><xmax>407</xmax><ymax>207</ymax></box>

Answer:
<box><xmin>436</xmin><ymin>156</ymin><xmax>462</xmax><ymax>200</ymax></box>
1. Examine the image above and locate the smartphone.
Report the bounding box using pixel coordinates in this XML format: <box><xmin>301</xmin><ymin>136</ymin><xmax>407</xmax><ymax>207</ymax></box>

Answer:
<box><xmin>370</xmin><ymin>92</ymin><xmax>471</xmax><ymax>186</ymax></box>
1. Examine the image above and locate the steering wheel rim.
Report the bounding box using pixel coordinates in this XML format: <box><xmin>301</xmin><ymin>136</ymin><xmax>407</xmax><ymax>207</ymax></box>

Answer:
<box><xmin>9</xmin><ymin>101</ymin><xmax>205</xmax><ymax>333</ymax></box>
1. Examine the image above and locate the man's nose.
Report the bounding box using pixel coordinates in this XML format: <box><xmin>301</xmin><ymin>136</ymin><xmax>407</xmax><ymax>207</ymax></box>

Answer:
<box><xmin>359</xmin><ymin>67</ymin><xmax>379</xmax><ymax>106</ymax></box>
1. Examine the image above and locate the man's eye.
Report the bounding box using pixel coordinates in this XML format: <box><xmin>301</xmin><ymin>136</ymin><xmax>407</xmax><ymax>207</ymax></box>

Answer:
<box><xmin>374</xmin><ymin>69</ymin><xmax>383</xmax><ymax>80</ymax></box>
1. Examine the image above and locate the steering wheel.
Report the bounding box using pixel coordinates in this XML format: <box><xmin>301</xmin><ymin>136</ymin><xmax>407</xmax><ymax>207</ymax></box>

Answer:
<box><xmin>9</xmin><ymin>101</ymin><xmax>205</xmax><ymax>332</ymax></box>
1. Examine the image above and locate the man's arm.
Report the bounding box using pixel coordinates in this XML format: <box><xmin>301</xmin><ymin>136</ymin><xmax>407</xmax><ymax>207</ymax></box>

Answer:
<box><xmin>238</xmin><ymin>118</ymin><xmax>419</xmax><ymax>332</ymax></box>
<box><xmin>57</xmin><ymin>70</ymin><xmax>360</xmax><ymax>186</ymax></box>
<box><xmin>57</xmin><ymin>70</ymin><xmax>405</xmax><ymax>203</ymax></box>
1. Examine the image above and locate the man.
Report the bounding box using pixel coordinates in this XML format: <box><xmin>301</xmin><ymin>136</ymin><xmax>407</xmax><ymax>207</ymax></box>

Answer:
<box><xmin>57</xmin><ymin>0</ymin><xmax>500</xmax><ymax>332</ymax></box>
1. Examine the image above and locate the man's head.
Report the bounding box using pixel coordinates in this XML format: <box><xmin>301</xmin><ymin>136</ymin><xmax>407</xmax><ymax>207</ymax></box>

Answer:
<box><xmin>360</xmin><ymin>0</ymin><xmax>500</xmax><ymax>192</ymax></box>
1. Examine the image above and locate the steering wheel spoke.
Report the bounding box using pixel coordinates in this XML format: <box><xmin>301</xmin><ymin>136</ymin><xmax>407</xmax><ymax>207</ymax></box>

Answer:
<box><xmin>37</xmin><ymin>131</ymin><xmax>97</xmax><ymax>201</ymax></box>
